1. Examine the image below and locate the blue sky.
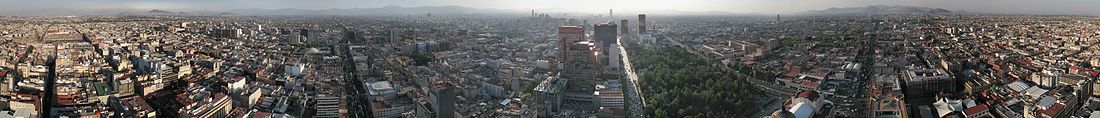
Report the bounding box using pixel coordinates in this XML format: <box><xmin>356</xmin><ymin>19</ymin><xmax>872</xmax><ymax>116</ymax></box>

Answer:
<box><xmin>1</xmin><ymin>0</ymin><xmax>1098</xmax><ymax>15</ymax></box>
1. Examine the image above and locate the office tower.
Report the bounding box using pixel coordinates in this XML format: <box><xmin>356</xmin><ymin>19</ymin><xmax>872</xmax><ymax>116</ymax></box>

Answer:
<box><xmin>594</xmin><ymin>23</ymin><xmax>618</xmax><ymax>47</ymax></box>
<box><xmin>556</xmin><ymin>26</ymin><xmax>599</xmax><ymax>112</ymax></box>
<box><xmin>777</xmin><ymin>14</ymin><xmax>781</xmax><ymax>24</ymax></box>
<box><xmin>433</xmin><ymin>82</ymin><xmax>456</xmax><ymax>118</ymax></box>
<box><xmin>594</xmin><ymin>23</ymin><xmax>617</xmax><ymax>78</ymax></box>
<box><xmin>609</xmin><ymin>9</ymin><xmax>613</xmax><ymax>17</ymax></box>
<box><xmin>561</xmin><ymin>41</ymin><xmax>599</xmax><ymax>112</ymax></box>
<box><xmin>258</xmin><ymin>24</ymin><xmax>263</xmax><ymax>31</ymax></box>
<box><xmin>606</xmin><ymin>44</ymin><xmax>622</xmax><ymax>74</ymax></box>
<box><xmin>390</xmin><ymin>30</ymin><xmax>400</xmax><ymax>42</ymax></box>
<box><xmin>511</xmin><ymin>66</ymin><xmax>523</xmax><ymax>96</ymax></box>
<box><xmin>557</xmin><ymin>26</ymin><xmax>586</xmax><ymax>68</ymax></box>
<box><xmin>620</xmin><ymin>19</ymin><xmax>629</xmax><ymax>35</ymax></box>
<box><xmin>638</xmin><ymin>14</ymin><xmax>647</xmax><ymax>34</ymax></box>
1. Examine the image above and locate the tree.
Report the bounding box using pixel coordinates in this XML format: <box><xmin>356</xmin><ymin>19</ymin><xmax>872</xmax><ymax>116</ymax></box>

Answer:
<box><xmin>624</xmin><ymin>41</ymin><xmax>761</xmax><ymax>117</ymax></box>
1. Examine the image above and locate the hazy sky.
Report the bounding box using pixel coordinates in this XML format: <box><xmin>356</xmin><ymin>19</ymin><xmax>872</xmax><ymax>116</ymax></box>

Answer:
<box><xmin>1</xmin><ymin>0</ymin><xmax>1098</xmax><ymax>15</ymax></box>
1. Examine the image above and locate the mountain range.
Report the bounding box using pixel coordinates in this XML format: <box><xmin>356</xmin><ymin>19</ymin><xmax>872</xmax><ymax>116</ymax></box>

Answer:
<box><xmin>798</xmin><ymin>5</ymin><xmax>954</xmax><ymax>15</ymax></box>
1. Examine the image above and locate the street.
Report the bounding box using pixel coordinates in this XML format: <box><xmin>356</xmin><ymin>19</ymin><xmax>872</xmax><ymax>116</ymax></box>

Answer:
<box><xmin>617</xmin><ymin>37</ymin><xmax>646</xmax><ymax>118</ymax></box>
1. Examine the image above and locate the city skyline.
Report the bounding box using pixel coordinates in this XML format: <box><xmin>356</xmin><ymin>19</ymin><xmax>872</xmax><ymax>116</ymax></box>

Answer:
<box><xmin>2</xmin><ymin>0</ymin><xmax>1100</xmax><ymax>15</ymax></box>
<box><xmin>2</xmin><ymin>0</ymin><xmax>1100</xmax><ymax>118</ymax></box>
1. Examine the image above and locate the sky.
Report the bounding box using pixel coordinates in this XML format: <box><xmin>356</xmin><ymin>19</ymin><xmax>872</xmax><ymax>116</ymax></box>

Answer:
<box><xmin>0</xmin><ymin>0</ymin><xmax>1098</xmax><ymax>15</ymax></box>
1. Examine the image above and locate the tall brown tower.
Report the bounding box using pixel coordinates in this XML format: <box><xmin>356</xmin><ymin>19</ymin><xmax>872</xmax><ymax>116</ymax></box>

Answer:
<box><xmin>557</xmin><ymin>26</ymin><xmax>586</xmax><ymax>68</ymax></box>
<box><xmin>638</xmin><ymin>14</ymin><xmax>647</xmax><ymax>34</ymax></box>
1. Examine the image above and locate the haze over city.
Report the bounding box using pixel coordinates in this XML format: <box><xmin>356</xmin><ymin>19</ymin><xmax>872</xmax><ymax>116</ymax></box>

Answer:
<box><xmin>2</xmin><ymin>0</ymin><xmax>1100</xmax><ymax>15</ymax></box>
<box><xmin>3</xmin><ymin>0</ymin><xmax>1100</xmax><ymax>118</ymax></box>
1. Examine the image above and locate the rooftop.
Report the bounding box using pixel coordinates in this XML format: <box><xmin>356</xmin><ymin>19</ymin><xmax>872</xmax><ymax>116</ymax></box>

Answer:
<box><xmin>533</xmin><ymin>76</ymin><xmax>568</xmax><ymax>93</ymax></box>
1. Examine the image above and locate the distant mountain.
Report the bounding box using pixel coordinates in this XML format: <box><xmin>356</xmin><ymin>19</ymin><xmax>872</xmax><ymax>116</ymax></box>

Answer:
<box><xmin>148</xmin><ymin>9</ymin><xmax>173</xmax><ymax>14</ymax></box>
<box><xmin>636</xmin><ymin>9</ymin><xmax>753</xmax><ymax>16</ymax></box>
<box><xmin>0</xmin><ymin>8</ymin><xmax>139</xmax><ymax>16</ymax></box>
<box><xmin>800</xmin><ymin>5</ymin><xmax>953</xmax><ymax>15</ymax></box>
<box><xmin>217</xmin><ymin>12</ymin><xmax>239</xmax><ymax>16</ymax></box>
<box><xmin>0</xmin><ymin>8</ymin><xmax>228</xmax><ymax>16</ymax></box>
<box><xmin>119</xmin><ymin>9</ymin><xmax>186</xmax><ymax>16</ymax></box>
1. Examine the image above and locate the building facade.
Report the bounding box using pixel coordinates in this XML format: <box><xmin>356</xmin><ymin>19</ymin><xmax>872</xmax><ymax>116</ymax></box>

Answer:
<box><xmin>637</xmin><ymin>14</ymin><xmax>647</xmax><ymax>34</ymax></box>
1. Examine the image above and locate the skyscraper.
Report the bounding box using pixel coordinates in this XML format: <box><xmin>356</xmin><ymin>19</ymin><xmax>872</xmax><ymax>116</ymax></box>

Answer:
<box><xmin>563</xmin><ymin>44</ymin><xmax>598</xmax><ymax>77</ymax></box>
<box><xmin>433</xmin><ymin>82</ymin><xmax>456</xmax><ymax>118</ymax></box>
<box><xmin>595</xmin><ymin>22</ymin><xmax>619</xmax><ymax>80</ymax></box>
<box><xmin>557</xmin><ymin>26</ymin><xmax>586</xmax><ymax>68</ymax></box>
<box><xmin>620</xmin><ymin>19</ymin><xmax>630</xmax><ymax>35</ymax></box>
<box><xmin>594</xmin><ymin>23</ymin><xmax>618</xmax><ymax>47</ymax></box>
<box><xmin>561</xmin><ymin>41</ymin><xmax>599</xmax><ymax>112</ymax></box>
<box><xmin>638</xmin><ymin>14</ymin><xmax>647</xmax><ymax>34</ymax></box>
<box><xmin>556</xmin><ymin>26</ymin><xmax>599</xmax><ymax>113</ymax></box>
<box><xmin>390</xmin><ymin>30</ymin><xmax>400</xmax><ymax>42</ymax></box>
<box><xmin>777</xmin><ymin>14</ymin><xmax>781</xmax><ymax>24</ymax></box>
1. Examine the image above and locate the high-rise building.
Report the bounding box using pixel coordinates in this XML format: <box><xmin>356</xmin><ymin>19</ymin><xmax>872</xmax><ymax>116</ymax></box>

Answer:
<box><xmin>511</xmin><ymin>66</ymin><xmax>524</xmax><ymax>97</ymax></box>
<box><xmin>561</xmin><ymin>41</ymin><xmax>600</xmax><ymax>112</ymax></box>
<box><xmin>563</xmin><ymin>41</ymin><xmax>598</xmax><ymax>91</ymax></box>
<box><xmin>619</xmin><ymin>19</ymin><xmax>629</xmax><ymax>35</ymax></box>
<box><xmin>433</xmin><ymin>82</ymin><xmax>456</xmax><ymax>118</ymax></box>
<box><xmin>390</xmin><ymin>30</ymin><xmax>401</xmax><ymax>42</ymax></box>
<box><xmin>609</xmin><ymin>9</ymin><xmax>613</xmax><ymax>17</ymax></box>
<box><xmin>594</xmin><ymin>23</ymin><xmax>618</xmax><ymax>47</ymax></box>
<box><xmin>638</xmin><ymin>14</ymin><xmax>647</xmax><ymax>34</ymax></box>
<box><xmin>555</xmin><ymin>26</ymin><xmax>600</xmax><ymax>113</ymax></box>
<box><xmin>605</xmin><ymin>44</ymin><xmax>622</xmax><ymax>74</ymax></box>
<box><xmin>776</xmin><ymin>14</ymin><xmax>781</xmax><ymax>24</ymax></box>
